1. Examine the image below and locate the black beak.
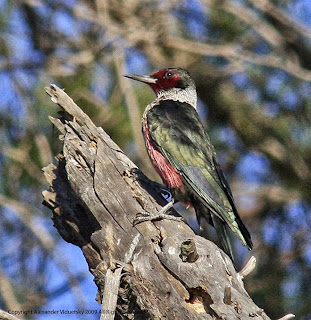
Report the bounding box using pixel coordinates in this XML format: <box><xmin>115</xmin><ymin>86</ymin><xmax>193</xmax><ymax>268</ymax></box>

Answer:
<box><xmin>124</xmin><ymin>74</ymin><xmax>157</xmax><ymax>84</ymax></box>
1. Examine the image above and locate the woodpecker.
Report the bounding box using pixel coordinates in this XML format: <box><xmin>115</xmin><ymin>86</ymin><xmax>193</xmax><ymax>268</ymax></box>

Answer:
<box><xmin>124</xmin><ymin>68</ymin><xmax>252</xmax><ymax>260</ymax></box>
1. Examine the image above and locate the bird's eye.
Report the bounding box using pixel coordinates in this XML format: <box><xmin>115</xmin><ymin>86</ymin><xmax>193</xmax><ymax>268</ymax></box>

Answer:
<box><xmin>165</xmin><ymin>71</ymin><xmax>173</xmax><ymax>78</ymax></box>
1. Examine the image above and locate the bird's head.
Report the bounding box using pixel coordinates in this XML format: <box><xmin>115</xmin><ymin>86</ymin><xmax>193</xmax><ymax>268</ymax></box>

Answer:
<box><xmin>124</xmin><ymin>68</ymin><xmax>196</xmax><ymax>95</ymax></box>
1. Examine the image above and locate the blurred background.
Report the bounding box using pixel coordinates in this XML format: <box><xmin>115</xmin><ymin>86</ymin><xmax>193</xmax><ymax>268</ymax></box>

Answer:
<box><xmin>1</xmin><ymin>0</ymin><xmax>311</xmax><ymax>319</ymax></box>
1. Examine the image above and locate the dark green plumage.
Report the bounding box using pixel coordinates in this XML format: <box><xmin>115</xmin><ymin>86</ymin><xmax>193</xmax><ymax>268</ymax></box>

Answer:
<box><xmin>147</xmin><ymin>99</ymin><xmax>253</xmax><ymax>257</ymax></box>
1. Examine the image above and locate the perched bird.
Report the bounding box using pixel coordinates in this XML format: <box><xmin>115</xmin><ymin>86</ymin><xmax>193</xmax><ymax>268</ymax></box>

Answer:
<box><xmin>124</xmin><ymin>68</ymin><xmax>252</xmax><ymax>260</ymax></box>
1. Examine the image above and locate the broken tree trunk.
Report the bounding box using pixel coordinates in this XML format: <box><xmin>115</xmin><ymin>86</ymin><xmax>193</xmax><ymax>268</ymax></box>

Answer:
<box><xmin>42</xmin><ymin>84</ymin><xmax>270</xmax><ymax>320</ymax></box>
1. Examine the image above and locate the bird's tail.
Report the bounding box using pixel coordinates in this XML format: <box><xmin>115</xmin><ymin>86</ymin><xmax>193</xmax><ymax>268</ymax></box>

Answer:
<box><xmin>233</xmin><ymin>212</ymin><xmax>253</xmax><ymax>250</ymax></box>
<box><xmin>210</xmin><ymin>214</ymin><xmax>234</xmax><ymax>261</ymax></box>
<box><xmin>195</xmin><ymin>204</ymin><xmax>234</xmax><ymax>261</ymax></box>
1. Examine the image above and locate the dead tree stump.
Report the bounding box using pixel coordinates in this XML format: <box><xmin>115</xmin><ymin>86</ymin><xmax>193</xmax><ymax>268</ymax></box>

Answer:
<box><xmin>42</xmin><ymin>84</ymin><xmax>270</xmax><ymax>320</ymax></box>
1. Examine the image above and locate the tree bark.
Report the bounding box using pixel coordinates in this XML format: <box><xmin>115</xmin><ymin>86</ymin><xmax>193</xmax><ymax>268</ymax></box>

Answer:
<box><xmin>42</xmin><ymin>84</ymin><xmax>270</xmax><ymax>320</ymax></box>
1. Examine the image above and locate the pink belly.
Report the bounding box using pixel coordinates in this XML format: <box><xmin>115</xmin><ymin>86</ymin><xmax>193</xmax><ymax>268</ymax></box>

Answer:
<box><xmin>143</xmin><ymin>121</ymin><xmax>183</xmax><ymax>190</ymax></box>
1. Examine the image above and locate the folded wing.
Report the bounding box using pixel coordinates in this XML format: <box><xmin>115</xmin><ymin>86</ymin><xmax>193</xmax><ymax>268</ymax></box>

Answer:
<box><xmin>147</xmin><ymin>99</ymin><xmax>252</xmax><ymax>249</ymax></box>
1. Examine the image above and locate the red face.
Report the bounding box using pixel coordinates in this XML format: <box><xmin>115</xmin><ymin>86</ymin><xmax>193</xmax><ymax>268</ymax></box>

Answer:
<box><xmin>149</xmin><ymin>69</ymin><xmax>181</xmax><ymax>94</ymax></box>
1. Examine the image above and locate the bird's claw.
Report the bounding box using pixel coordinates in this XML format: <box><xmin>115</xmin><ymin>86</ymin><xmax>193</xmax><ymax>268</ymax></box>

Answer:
<box><xmin>133</xmin><ymin>212</ymin><xmax>185</xmax><ymax>226</ymax></box>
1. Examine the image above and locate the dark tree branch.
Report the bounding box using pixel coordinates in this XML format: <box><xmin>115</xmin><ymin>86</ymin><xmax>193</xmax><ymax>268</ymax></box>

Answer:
<box><xmin>42</xmin><ymin>84</ymin><xmax>271</xmax><ymax>319</ymax></box>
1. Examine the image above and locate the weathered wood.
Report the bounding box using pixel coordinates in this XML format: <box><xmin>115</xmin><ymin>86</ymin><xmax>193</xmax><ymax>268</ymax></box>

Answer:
<box><xmin>101</xmin><ymin>266</ymin><xmax>123</xmax><ymax>320</ymax></box>
<box><xmin>42</xmin><ymin>84</ymin><xmax>271</xmax><ymax>320</ymax></box>
<box><xmin>0</xmin><ymin>310</ymin><xmax>22</xmax><ymax>320</ymax></box>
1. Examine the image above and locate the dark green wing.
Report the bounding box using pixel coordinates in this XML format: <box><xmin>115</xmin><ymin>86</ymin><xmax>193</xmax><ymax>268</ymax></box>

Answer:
<box><xmin>148</xmin><ymin>99</ymin><xmax>252</xmax><ymax>249</ymax></box>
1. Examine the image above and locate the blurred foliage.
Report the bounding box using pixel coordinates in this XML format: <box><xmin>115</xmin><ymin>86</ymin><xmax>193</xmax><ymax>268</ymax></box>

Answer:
<box><xmin>1</xmin><ymin>0</ymin><xmax>311</xmax><ymax>318</ymax></box>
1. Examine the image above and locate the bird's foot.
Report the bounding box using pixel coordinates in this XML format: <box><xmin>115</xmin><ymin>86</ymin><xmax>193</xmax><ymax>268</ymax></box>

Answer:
<box><xmin>134</xmin><ymin>213</ymin><xmax>185</xmax><ymax>225</ymax></box>
<box><xmin>133</xmin><ymin>200</ymin><xmax>185</xmax><ymax>225</ymax></box>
